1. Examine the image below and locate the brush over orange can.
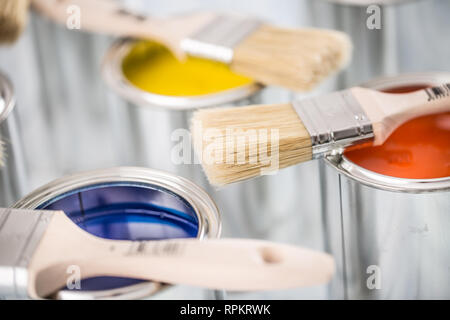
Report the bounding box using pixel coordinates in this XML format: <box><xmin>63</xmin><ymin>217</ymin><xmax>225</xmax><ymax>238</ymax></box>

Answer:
<box><xmin>344</xmin><ymin>85</ymin><xmax>450</xmax><ymax>179</ymax></box>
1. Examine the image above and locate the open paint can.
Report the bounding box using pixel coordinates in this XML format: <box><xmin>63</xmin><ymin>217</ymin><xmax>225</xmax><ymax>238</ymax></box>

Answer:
<box><xmin>13</xmin><ymin>167</ymin><xmax>221</xmax><ymax>299</ymax></box>
<box><xmin>321</xmin><ymin>72</ymin><xmax>450</xmax><ymax>299</ymax></box>
<box><xmin>102</xmin><ymin>39</ymin><xmax>262</xmax><ymax>180</ymax></box>
<box><xmin>102</xmin><ymin>39</ymin><xmax>326</xmax><ymax>301</ymax></box>
<box><xmin>0</xmin><ymin>71</ymin><xmax>27</xmax><ymax>207</ymax></box>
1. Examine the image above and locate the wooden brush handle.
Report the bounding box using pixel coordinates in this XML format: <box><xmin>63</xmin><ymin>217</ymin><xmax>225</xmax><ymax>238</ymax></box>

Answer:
<box><xmin>29</xmin><ymin>213</ymin><xmax>334</xmax><ymax>298</ymax></box>
<box><xmin>31</xmin><ymin>0</ymin><xmax>215</xmax><ymax>58</ymax></box>
<box><xmin>352</xmin><ymin>84</ymin><xmax>450</xmax><ymax>145</ymax></box>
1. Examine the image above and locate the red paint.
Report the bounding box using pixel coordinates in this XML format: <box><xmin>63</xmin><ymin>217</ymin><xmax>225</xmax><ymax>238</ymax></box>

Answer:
<box><xmin>344</xmin><ymin>85</ymin><xmax>450</xmax><ymax>179</ymax></box>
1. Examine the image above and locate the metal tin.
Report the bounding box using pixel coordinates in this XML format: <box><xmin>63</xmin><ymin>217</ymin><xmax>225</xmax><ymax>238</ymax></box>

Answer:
<box><xmin>13</xmin><ymin>167</ymin><xmax>222</xmax><ymax>300</ymax></box>
<box><xmin>103</xmin><ymin>38</ymin><xmax>327</xmax><ymax>299</ymax></box>
<box><xmin>0</xmin><ymin>71</ymin><xmax>27</xmax><ymax>207</ymax></box>
<box><xmin>103</xmin><ymin>38</ymin><xmax>263</xmax><ymax>110</ymax></box>
<box><xmin>306</xmin><ymin>0</ymin><xmax>449</xmax><ymax>89</ymax></box>
<box><xmin>321</xmin><ymin>72</ymin><xmax>450</xmax><ymax>299</ymax></box>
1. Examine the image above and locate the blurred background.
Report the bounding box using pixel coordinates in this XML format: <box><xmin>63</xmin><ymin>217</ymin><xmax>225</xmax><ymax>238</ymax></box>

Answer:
<box><xmin>0</xmin><ymin>0</ymin><xmax>449</xmax><ymax>299</ymax></box>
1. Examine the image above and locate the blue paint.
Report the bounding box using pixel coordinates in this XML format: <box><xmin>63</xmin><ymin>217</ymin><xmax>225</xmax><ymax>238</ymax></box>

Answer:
<box><xmin>38</xmin><ymin>183</ymin><xmax>199</xmax><ymax>292</ymax></box>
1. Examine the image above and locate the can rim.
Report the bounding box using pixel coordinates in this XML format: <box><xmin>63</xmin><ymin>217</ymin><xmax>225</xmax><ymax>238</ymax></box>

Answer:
<box><xmin>102</xmin><ymin>38</ymin><xmax>264</xmax><ymax>110</ymax></box>
<box><xmin>0</xmin><ymin>71</ymin><xmax>16</xmax><ymax>124</ymax></box>
<box><xmin>325</xmin><ymin>72</ymin><xmax>450</xmax><ymax>193</ymax></box>
<box><xmin>13</xmin><ymin>167</ymin><xmax>222</xmax><ymax>299</ymax></box>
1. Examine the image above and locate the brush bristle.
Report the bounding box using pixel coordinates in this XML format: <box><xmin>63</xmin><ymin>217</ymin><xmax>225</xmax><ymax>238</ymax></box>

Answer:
<box><xmin>191</xmin><ymin>103</ymin><xmax>312</xmax><ymax>186</ymax></box>
<box><xmin>231</xmin><ymin>25</ymin><xmax>352</xmax><ymax>91</ymax></box>
<box><xmin>0</xmin><ymin>0</ymin><xmax>29</xmax><ymax>44</ymax></box>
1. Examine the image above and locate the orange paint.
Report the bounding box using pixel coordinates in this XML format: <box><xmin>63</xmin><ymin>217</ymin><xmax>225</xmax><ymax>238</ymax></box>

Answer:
<box><xmin>344</xmin><ymin>85</ymin><xmax>450</xmax><ymax>179</ymax></box>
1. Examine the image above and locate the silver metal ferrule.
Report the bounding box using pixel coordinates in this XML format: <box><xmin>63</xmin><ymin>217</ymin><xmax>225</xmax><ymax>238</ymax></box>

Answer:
<box><xmin>0</xmin><ymin>208</ymin><xmax>54</xmax><ymax>299</ymax></box>
<box><xmin>292</xmin><ymin>89</ymin><xmax>374</xmax><ymax>159</ymax></box>
<box><xmin>180</xmin><ymin>15</ymin><xmax>262</xmax><ymax>64</ymax></box>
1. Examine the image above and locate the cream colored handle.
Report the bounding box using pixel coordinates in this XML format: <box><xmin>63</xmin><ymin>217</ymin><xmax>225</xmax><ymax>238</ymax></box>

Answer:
<box><xmin>32</xmin><ymin>0</ymin><xmax>161</xmax><ymax>34</ymax></box>
<box><xmin>32</xmin><ymin>229</ymin><xmax>334</xmax><ymax>298</ymax></box>
<box><xmin>90</xmin><ymin>238</ymin><xmax>335</xmax><ymax>291</ymax></box>
<box><xmin>31</xmin><ymin>0</ymin><xmax>216</xmax><ymax>58</ymax></box>
<box><xmin>352</xmin><ymin>84</ymin><xmax>450</xmax><ymax>145</ymax></box>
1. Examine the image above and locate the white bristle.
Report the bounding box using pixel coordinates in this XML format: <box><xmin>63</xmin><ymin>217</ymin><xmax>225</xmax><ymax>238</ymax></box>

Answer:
<box><xmin>191</xmin><ymin>103</ymin><xmax>312</xmax><ymax>186</ymax></box>
<box><xmin>231</xmin><ymin>26</ymin><xmax>352</xmax><ymax>91</ymax></box>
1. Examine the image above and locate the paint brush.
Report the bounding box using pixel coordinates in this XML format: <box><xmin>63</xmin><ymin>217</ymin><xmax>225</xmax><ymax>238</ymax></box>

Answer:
<box><xmin>0</xmin><ymin>0</ymin><xmax>30</xmax><ymax>44</ymax></box>
<box><xmin>0</xmin><ymin>208</ymin><xmax>334</xmax><ymax>299</ymax></box>
<box><xmin>191</xmin><ymin>84</ymin><xmax>450</xmax><ymax>185</ymax></box>
<box><xmin>32</xmin><ymin>0</ymin><xmax>352</xmax><ymax>91</ymax></box>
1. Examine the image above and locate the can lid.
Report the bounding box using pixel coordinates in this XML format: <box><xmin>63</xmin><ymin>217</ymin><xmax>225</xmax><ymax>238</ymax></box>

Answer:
<box><xmin>327</xmin><ymin>153</ymin><xmax>450</xmax><ymax>192</ymax></box>
<box><xmin>326</xmin><ymin>72</ymin><xmax>450</xmax><ymax>193</ymax></box>
<box><xmin>102</xmin><ymin>38</ymin><xmax>263</xmax><ymax>110</ymax></box>
<box><xmin>0</xmin><ymin>71</ymin><xmax>15</xmax><ymax>124</ymax></box>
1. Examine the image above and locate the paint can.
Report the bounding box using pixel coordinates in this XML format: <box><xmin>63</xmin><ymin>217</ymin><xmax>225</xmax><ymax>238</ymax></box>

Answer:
<box><xmin>102</xmin><ymin>39</ymin><xmax>263</xmax><ymax>177</ymax></box>
<box><xmin>13</xmin><ymin>167</ymin><xmax>222</xmax><ymax>299</ymax></box>
<box><xmin>321</xmin><ymin>72</ymin><xmax>450</xmax><ymax>299</ymax></box>
<box><xmin>0</xmin><ymin>71</ymin><xmax>27</xmax><ymax>207</ymax></box>
<box><xmin>28</xmin><ymin>12</ymin><xmax>116</xmax><ymax>177</ymax></box>
<box><xmin>306</xmin><ymin>0</ymin><xmax>450</xmax><ymax>89</ymax></box>
<box><xmin>103</xmin><ymin>39</ymin><xmax>327</xmax><ymax>299</ymax></box>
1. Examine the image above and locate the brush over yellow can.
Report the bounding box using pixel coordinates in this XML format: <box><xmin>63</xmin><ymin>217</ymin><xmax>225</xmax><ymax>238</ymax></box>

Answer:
<box><xmin>122</xmin><ymin>41</ymin><xmax>252</xmax><ymax>96</ymax></box>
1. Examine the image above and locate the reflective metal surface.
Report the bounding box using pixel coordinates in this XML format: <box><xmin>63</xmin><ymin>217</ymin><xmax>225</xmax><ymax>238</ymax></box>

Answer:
<box><xmin>292</xmin><ymin>89</ymin><xmax>374</xmax><ymax>158</ymax></box>
<box><xmin>0</xmin><ymin>208</ymin><xmax>54</xmax><ymax>299</ymax></box>
<box><xmin>28</xmin><ymin>13</ymin><xmax>116</xmax><ymax>177</ymax></box>
<box><xmin>321</xmin><ymin>72</ymin><xmax>450</xmax><ymax>299</ymax></box>
<box><xmin>0</xmin><ymin>72</ymin><xmax>27</xmax><ymax>207</ymax></box>
<box><xmin>306</xmin><ymin>0</ymin><xmax>450</xmax><ymax>89</ymax></box>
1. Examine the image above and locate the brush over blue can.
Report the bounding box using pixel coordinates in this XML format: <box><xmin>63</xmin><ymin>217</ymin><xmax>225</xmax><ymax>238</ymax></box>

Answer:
<box><xmin>13</xmin><ymin>167</ymin><xmax>221</xmax><ymax>299</ymax></box>
<box><xmin>40</xmin><ymin>183</ymin><xmax>199</xmax><ymax>292</ymax></box>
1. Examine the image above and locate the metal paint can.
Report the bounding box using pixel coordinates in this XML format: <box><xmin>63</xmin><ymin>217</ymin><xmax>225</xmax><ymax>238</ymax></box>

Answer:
<box><xmin>102</xmin><ymin>39</ymin><xmax>327</xmax><ymax>299</ymax></box>
<box><xmin>13</xmin><ymin>167</ymin><xmax>222</xmax><ymax>299</ymax></box>
<box><xmin>28</xmin><ymin>12</ymin><xmax>116</xmax><ymax>177</ymax></box>
<box><xmin>0</xmin><ymin>72</ymin><xmax>27</xmax><ymax>207</ymax></box>
<box><xmin>321</xmin><ymin>72</ymin><xmax>450</xmax><ymax>299</ymax></box>
<box><xmin>305</xmin><ymin>0</ymin><xmax>449</xmax><ymax>89</ymax></box>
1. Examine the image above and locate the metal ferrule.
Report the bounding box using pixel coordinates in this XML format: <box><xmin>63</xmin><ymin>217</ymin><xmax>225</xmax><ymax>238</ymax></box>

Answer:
<box><xmin>292</xmin><ymin>89</ymin><xmax>374</xmax><ymax>159</ymax></box>
<box><xmin>180</xmin><ymin>15</ymin><xmax>262</xmax><ymax>64</ymax></box>
<box><xmin>0</xmin><ymin>208</ymin><xmax>54</xmax><ymax>299</ymax></box>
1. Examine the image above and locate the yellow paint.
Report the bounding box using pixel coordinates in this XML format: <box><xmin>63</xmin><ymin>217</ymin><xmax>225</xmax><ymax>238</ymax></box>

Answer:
<box><xmin>122</xmin><ymin>41</ymin><xmax>252</xmax><ymax>96</ymax></box>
